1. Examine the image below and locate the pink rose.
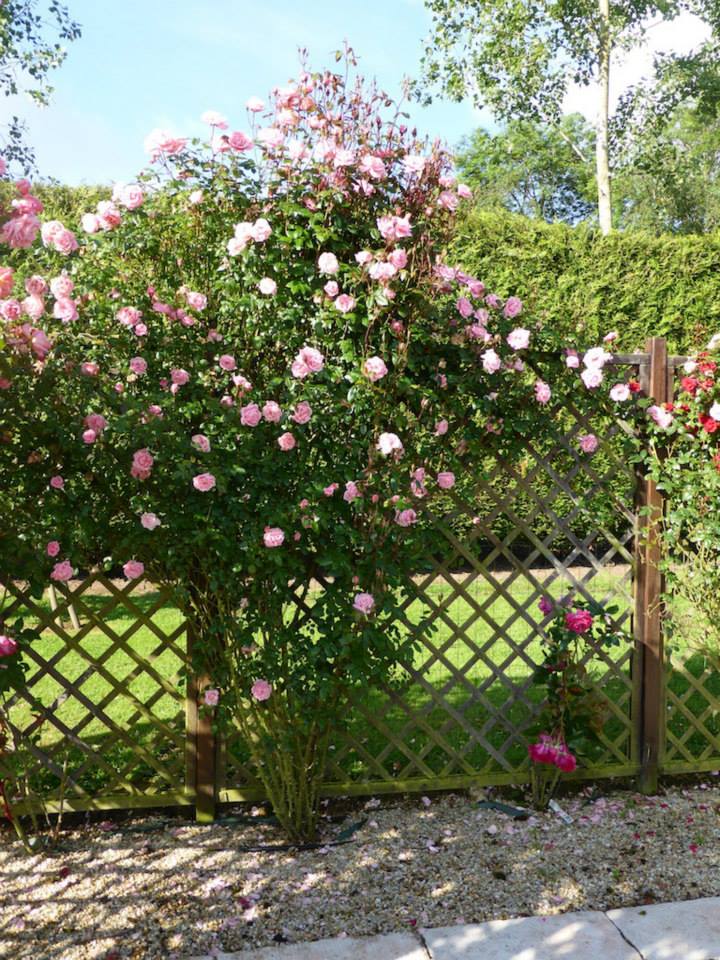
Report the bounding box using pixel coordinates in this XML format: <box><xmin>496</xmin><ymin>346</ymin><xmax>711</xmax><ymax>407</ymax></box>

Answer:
<box><xmin>355</xmin><ymin>250</ymin><xmax>373</xmax><ymax>266</ymax></box>
<box><xmin>79</xmin><ymin>361</ymin><xmax>99</xmax><ymax>377</ymax></box>
<box><xmin>262</xmin><ymin>401</ymin><xmax>282</xmax><ymax>423</ymax></box>
<box><xmin>184</xmin><ymin>290</ymin><xmax>207</xmax><ymax>311</ymax></box>
<box><xmin>82</xmin><ymin>429</ymin><xmax>97</xmax><ymax>444</ymax></box>
<box><xmin>51</xmin><ymin>560</ymin><xmax>73</xmax><ymax>581</ymax></box>
<box><xmin>277</xmin><ymin>432</ymin><xmax>296</xmax><ymax>451</ymax></box>
<box><xmin>201</xmin><ymin>109</ymin><xmax>228</xmax><ymax>128</ymax></box>
<box><xmin>53</xmin><ymin>297</ymin><xmax>78</xmax><ymax>323</ymax></box>
<box><xmin>171</xmin><ymin>368</ymin><xmax>190</xmax><ymax>385</ymax></box>
<box><xmin>1</xmin><ymin>213</ymin><xmax>40</xmax><ymax>248</ymax></box>
<box><xmin>203</xmin><ymin>688</ymin><xmax>220</xmax><ymax>707</ymax></box>
<box><xmin>648</xmin><ymin>404</ymin><xmax>673</xmax><ymax>428</ymax></box>
<box><xmin>263</xmin><ymin>527</ymin><xmax>284</xmax><ymax>548</ymax></box>
<box><xmin>359</xmin><ymin>154</ymin><xmax>387</xmax><ymax>180</ymax></box>
<box><xmin>24</xmin><ymin>274</ymin><xmax>45</xmax><ymax>296</ymax></box>
<box><xmin>610</xmin><ymin>383</ymin><xmax>630</xmax><ymax>402</ymax></box>
<box><xmin>258</xmin><ymin>277</ymin><xmax>277</xmax><ymax>296</ymax></box>
<box><xmin>538</xmin><ymin>596</ymin><xmax>553</xmax><ymax>615</ymax></box>
<box><xmin>22</xmin><ymin>295</ymin><xmax>44</xmax><ymax>320</ymax></box>
<box><xmin>377</xmin><ymin>432</ymin><xmax>403</xmax><ymax>456</ymax></box>
<box><xmin>251</xmin><ymin>218</ymin><xmax>272</xmax><ymax>242</ymax></box>
<box><xmin>192</xmin><ymin>434</ymin><xmax>211</xmax><ymax>452</ymax></box>
<box><xmin>438</xmin><ymin>190</ymin><xmax>459</xmax><ymax>211</ymax></box>
<box><xmin>395</xmin><ymin>508</ymin><xmax>417</xmax><ymax>527</ymax></box>
<box><xmin>219</xmin><ymin>354</ymin><xmax>237</xmax><ymax>371</ymax></box>
<box><xmin>388</xmin><ymin>249</ymin><xmax>407</xmax><ymax>270</ymax></box>
<box><xmin>132</xmin><ymin>449</ymin><xmax>154</xmax><ymax>472</ymax></box>
<box><xmin>482</xmin><ymin>349</ymin><xmax>502</xmax><ymax>374</ymax></box>
<box><xmin>353</xmin><ymin>592</ymin><xmax>375</xmax><ymax>615</ymax></box>
<box><xmin>334</xmin><ymin>294</ymin><xmax>355</xmax><ymax>313</ymax></box>
<box><xmin>114</xmin><ymin>183</ymin><xmax>144</xmax><ymax>210</ymax></box>
<box><xmin>240</xmin><ymin>403</ymin><xmax>262</xmax><ymax>427</ymax></box>
<box><xmin>534</xmin><ymin>380</ymin><xmax>551</xmax><ymax>404</ymax></box>
<box><xmin>579</xmin><ymin>434</ymin><xmax>599</xmax><ymax>454</ymax></box>
<box><xmin>251</xmin><ymin>679</ymin><xmax>273</xmax><ymax>701</ymax></box>
<box><xmin>565</xmin><ymin>609</ymin><xmax>594</xmax><ymax>634</ymax></box>
<box><xmin>581</xmin><ymin>367</ymin><xmax>604</xmax><ymax>389</ymax></box>
<box><xmin>435</xmin><ymin>419</ymin><xmax>449</xmax><ymax>436</ymax></box>
<box><xmin>50</xmin><ymin>475</ymin><xmax>65</xmax><ymax>490</ymax></box>
<box><xmin>318</xmin><ymin>252</ymin><xmax>339</xmax><ymax>275</ymax></box>
<box><xmin>0</xmin><ymin>634</ymin><xmax>18</xmax><ymax>657</ymax></box>
<box><xmin>437</xmin><ymin>471</ymin><xmax>455</xmax><ymax>490</ymax></box>
<box><xmin>583</xmin><ymin>347</ymin><xmax>612</xmax><ymax>369</ymax></box>
<box><xmin>84</xmin><ymin>413</ymin><xmax>107</xmax><ymax>432</ymax></box>
<box><xmin>503</xmin><ymin>296</ymin><xmax>523</xmax><ymax>318</ymax></box>
<box><xmin>130</xmin><ymin>356</ymin><xmax>147</xmax><ymax>376</ymax></box>
<box><xmin>323</xmin><ymin>483</ymin><xmax>339</xmax><ymax>496</ymax></box>
<box><xmin>123</xmin><ymin>559</ymin><xmax>145</xmax><ymax>580</ymax></box>
<box><xmin>228</xmin><ymin>130</ymin><xmax>253</xmax><ymax>151</ymax></box>
<box><xmin>292</xmin><ymin>401</ymin><xmax>312</xmax><ymax>425</ymax></box>
<box><xmin>376</xmin><ymin>214</ymin><xmax>412</xmax><ymax>241</ymax></box>
<box><xmin>343</xmin><ymin>481</ymin><xmax>360</xmax><ymax>502</ymax></box>
<box><xmin>246</xmin><ymin>96</ymin><xmax>265</xmax><ymax>112</ymax></box>
<box><xmin>324</xmin><ymin>280</ymin><xmax>339</xmax><ymax>298</ymax></box>
<box><xmin>363</xmin><ymin>356</ymin><xmax>388</xmax><ymax>382</ymax></box>
<box><xmin>141</xmin><ymin>512</ymin><xmax>161</xmax><ymax>530</ymax></box>
<box><xmin>116</xmin><ymin>305</ymin><xmax>141</xmax><ymax>327</ymax></box>
<box><xmin>193</xmin><ymin>473</ymin><xmax>216</xmax><ymax>492</ymax></box>
<box><xmin>46</xmin><ymin>540</ymin><xmax>60</xmax><ymax>557</ymax></box>
<box><xmin>507</xmin><ymin>328</ymin><xmax>530</xmax><ymax>350</ymax></box>
<box><xmin>82</xmin><ymin>213</ymin><xmax>100</xmax><ymax>233</ymax></box>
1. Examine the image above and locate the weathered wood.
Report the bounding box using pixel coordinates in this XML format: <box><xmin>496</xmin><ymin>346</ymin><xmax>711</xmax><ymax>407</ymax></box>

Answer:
<box><xmin>636</xmin><ymin>337</ymin><xmax>668</xmax><ymax>794</ymax></box>
<box><xmin>186</xmin><ymin>625</ymin><xmax>216</xmax><ymax>822</ymax></box>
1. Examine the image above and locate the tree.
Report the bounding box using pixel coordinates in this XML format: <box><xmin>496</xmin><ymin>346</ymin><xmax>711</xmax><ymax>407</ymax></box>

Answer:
<box><xmin>0</xmin><ymin>1</ymin><xmax>81</xmax><ymax>171</ymax></box>
<box><xmin>455</xmin><ymin>115</ymin><xmax>596</xmax><ymax>225</ymax></box>
<box><xmin>417</xmin><ymin>0</ymin><xmax>720</xmax><ymax>234</ymax></box>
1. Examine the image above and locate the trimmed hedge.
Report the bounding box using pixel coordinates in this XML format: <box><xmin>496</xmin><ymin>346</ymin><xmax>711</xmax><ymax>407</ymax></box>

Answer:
<box><xmin>453</xmin><ymin>210</ymin><xmax>720</xmax><ymax>353</ymax></box>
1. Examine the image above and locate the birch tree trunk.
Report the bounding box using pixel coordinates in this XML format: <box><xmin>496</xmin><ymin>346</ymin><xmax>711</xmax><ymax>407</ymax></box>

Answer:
<box><xmin>596</xmin><ymin>0</ymin><xmax>613</xmax><ymax>233</ymax></box>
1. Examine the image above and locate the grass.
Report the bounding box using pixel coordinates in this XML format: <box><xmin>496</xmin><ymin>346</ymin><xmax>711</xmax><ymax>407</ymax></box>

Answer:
<box><xmin>3</xmin><ymin>565</ymin><xmax>720</xmax><ymax>799</ymax></box>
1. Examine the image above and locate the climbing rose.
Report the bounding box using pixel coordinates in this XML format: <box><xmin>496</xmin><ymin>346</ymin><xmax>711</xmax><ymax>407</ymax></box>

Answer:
<box><xmin>240</xmin><ymin>403</ymin><xmax>262</xmax><ymax>427</ymax></box>
<box><xmin>141</xmin><ymin>512</ymin><xmax>161</xmax><ymax>530</ymax></box>
<box><xmin>335</xmin><ymin>294</ymin><xmax>355</xmax><ymax>313</ymax></box>
<box><xmin>482</xmin><ymin>349</ymin><xmax>501</xmax><ymax>374</ymax></box>
<box><xmin>610</xmin><ymin>383</ymin><xmax>630</xmax><ymax>402</ymax></box>
<box><xmin>258</xmin><ymin>277</ymin><xmax>277</xmax><ymax>296</ymax></box>
<box><xmin>0</xmin><ymin>635</ymin><xmax>18</xmax><ymax>657</ymax></box>
<box><xmin>435</xmin><ymin>419</ymin><xmax>449</xmax><ymax>436</ymax></box>
<box><xmin>534</xmin><ymin>381</ymin><xmax>551</xmax><ymax>404</ymax></box>
<box><xmin>579</xmin><ymin>434</ymin><xmax>599</xmax><ymax>454</ymax></box>
<box><xmin>507</xmin><ymin>328</ymin><xmax>530</xmax><ymax>350</ymax></box>
<box><xmin>262</xmin><ymin>401</ymin><xmax>282</xmax><ymax>422</ymax></box>
<box><xmin>263</xmin><ymin>527</ymin><xmax>284</xmax><ymax>548</ymax></box>
<box><xmin>251</xmin><ymin>679</ymin><xmax>273</xmax><ymax>701</ymax></box>
<box><xmin>46</xmin><ymin>540</ymin><xmax>60</xmax><ymax>557</ymax></box>
<box><xmin>538</xmin><ymin>596</ymin><xmax>553</xmax><ymax>615</ymax></box>
<box><xmin>277</xmin><ymin>432</ymin><xmax>296</xmax><ymax>451</ymax></box>
<box><xmin>363</xmin><ymin>356</ymin><xmax>388</xmax><ymax>381</ymax></box>
<box><xmin>377</xmin><ymin>432</ymin><xmax>403</xmax><ymax>456</ymax></box>
<box><xmin>648</xmin><ymin>404</ymin><xmax>673</xmax><ymax>428</ymax></box>
<box><xmin>51</xmin><ymin>560</ymin><xmax>73</xmax><ymax>581</ymax></box>
<box><xmin>292</xmin><ymin>401</ymin><xmax>312</xmax><ymax>424</ymax></box>
<box><xmin>193</xmin><ymin>473</ymin><xmax>216</xmax><ymax>492</ymax></box>
<box><xmin>395</xmin><ymin>509</ymin><xmax>417</xmax><ymax>527</ymax></box>
<box><xmin>123</xmin><ymin>560</ymin><xmax>145</xmax><ymax>579</ymax></box>
<box><xmin>353</xmin><ymin>592</ymin><xmax>375</xmax><ymax>615</ymax></box>
<box><xmin>49</xmin><ymin>475</ymin><xmax>65</xmax><ymax>490</ymax></box>
<box><xmin>503</xmin><ymin>296</ymin><xmax>523</xmax><ymax>318</ymax></box>
<box><xmin>192</xmin><ymin>434</ymin><xmax>211</xmax><ymax>452</ymax></box>
<box><xmin>581</xmin><ymin>367</ymin><xmax>604</xmax><ymax>389</ymax></box>
<box><xmin>318</xmin><ymin>252</ymin><xmax>339</xmax><ymax>274</ymax></box>
<box><xmin>437</xmin><ymin>472</ymin><xmax>455</xmax><ymax>490</ymax></box>
<box><xmin>203</xmin><ymin>688</ymin><xmax>220</xmax><ymax>706</ymax></box>
<box><xmin>219</xmin><ymin>354</ymin><xmax>236</xmax><ymax>371</ymax></box>
<box><xmin>565</xmin><ymin>610</ymin><xmax>594</xmax><ymax>634</ymax></box>
<box><xmin>129</xmin><ymin>356</ymin><xmax>147</xmax><ymax>375</ymax></box>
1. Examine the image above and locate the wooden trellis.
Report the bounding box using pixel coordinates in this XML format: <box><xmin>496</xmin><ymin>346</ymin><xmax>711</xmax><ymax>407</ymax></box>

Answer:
<box><xmin>2</xmin><ymin>337</ymin><xmax>717</xmax><ymax>818</ymax></box>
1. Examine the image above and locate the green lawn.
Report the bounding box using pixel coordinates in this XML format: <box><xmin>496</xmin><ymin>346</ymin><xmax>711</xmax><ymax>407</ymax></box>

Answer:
<box><xmin>3</xmin><ymin>566</ymin><xmax>719</xmax><ymax>799</ymax></box>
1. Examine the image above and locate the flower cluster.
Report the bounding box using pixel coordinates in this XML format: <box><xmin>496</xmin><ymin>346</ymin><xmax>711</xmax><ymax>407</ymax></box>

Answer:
<box><xmin>528</xmin><ymin>733</ymin><xmax>577</xmax><ymax>772</ymax></box>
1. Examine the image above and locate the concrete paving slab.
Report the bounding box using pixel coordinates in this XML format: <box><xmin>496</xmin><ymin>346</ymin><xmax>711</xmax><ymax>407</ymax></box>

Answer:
<box><xmin>608</xmin><ymin>896</ymin><xmax>720</xmax><ymax>960</ymax></box>
<box><xmin>188</xmin><ymin>931</ymin><xmax>429</xmax><ymax>959</ymax></box>
<box><xmin>422</xmin><ymin>910</ymin><xmax>641</xmax><ymax>960</ymax></box>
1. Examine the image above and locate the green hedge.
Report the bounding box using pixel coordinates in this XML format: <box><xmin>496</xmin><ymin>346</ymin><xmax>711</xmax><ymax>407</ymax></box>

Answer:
<box><xmin>453</xmin><ymin>211</ymin><xmax>720</xmax><ymax>353</ymax></box>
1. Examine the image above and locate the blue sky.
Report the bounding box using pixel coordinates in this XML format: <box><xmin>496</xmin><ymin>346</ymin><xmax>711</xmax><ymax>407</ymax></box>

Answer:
<box><xmin>1</xmin><ymin>0</ymin><xmax>482</xmax><ymax>185</ymax></box>
<box><xmin>0</xmin><ymin>1</ymin><xmax>710</xmax><ymax>185</ymax></box>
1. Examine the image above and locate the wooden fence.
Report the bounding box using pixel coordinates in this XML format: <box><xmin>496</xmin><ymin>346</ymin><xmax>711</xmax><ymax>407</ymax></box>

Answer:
<box><xmin>3</xmin><ymin>337</ymin><xmax>720</xmax><ymax>819</ymax></box>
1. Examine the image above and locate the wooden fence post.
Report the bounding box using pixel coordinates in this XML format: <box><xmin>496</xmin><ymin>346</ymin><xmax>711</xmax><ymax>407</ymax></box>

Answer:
<box><xmin>636</xmin><ymin>337</ymin><xmax>668</xmax><ymax>794</ymax></box>
<box><xmin>185</xmin><ymin>625</ymin><xmax>216</xmax><ymax>822</ymax></box>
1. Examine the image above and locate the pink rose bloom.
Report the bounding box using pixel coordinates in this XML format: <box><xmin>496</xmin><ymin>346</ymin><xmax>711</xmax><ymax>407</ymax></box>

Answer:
<box><xmin>369</xmin><ymin>261</ymin><xmax>396</xmax><ymax>282</ymax></box>
<box><xmin>185</xmin><ymin>290</ymin><xmax>207</xmax><ymax>311</ymax></box>
<box><xmin>251</xmin><ymin>218</ymin><xmax>272</xmax><ymax>242</ymax></box>
<box><xmin>324</xmin><ymin>280</ymin><xmax>339</xmax><ymax>298</ymax></box>
<box><xmin>82</xmin><ymin>213</ymin><xmax>100</xmax><ymax>233</ymax></box>
<box><xmin>263</xmin><ymin>527</ymin><xmax>284</xmax><ymax>548</ymax></box>
<box><xmin>132</xmin><ymin>448</ymin><xmax>154</xmax><ymax>474</ymax></box>
<box><xmin>84</xmin><ymin>413</ymin><xmax>107</xmax><ymax>432</ymax></box>
<box><xmin>291</xmin><ymin>400</ymin><xmax>312</xmax><ymax>424</ymax></box>
<box><xmin>377</xmin><ymin>214</ymin><xmax>412</xmax><ymax>241</ymax></box>
<box><xmin>395</xmin><ymin>508</ymin><xmax>417</xmax><ymax>527</ymax></box>
<box><xmin>555</xmin><ymin>749</ymin><xmax>577</xmax><ymax>773</ymax></box>
<box><xmin>648</xmin><ymin>404</ymin><xmax>673</xmax><ymax>428</ymax></box>
<box><xmin>456</xmin><ymin>297</ymin><xmax>473</xmax><ymax>319</ymax></box>
<box><xmin>535</xmin><ymin>380</ymin><xmax>551</xmax><ymax>404</ymax></box>
<box><xmin>503</xmin><ymin>296</ymin><xmax>523</xmax><ymax>319</ymax></box>
<box><xmin>318</xmin><ymin>252</ymin><xmax>339</xmax><ymax>275</ymax></box>
<box><xmin>228</xmin><ymin>130</ymin><xmax>253</xmax><ymax>151</ymax></box>
<box><xmin>114</xmin><ymin>183</ymin><xmax>144</xmax><ymax>210</ymax></box>
<box><xmin>388</xmin><ymin>249</ymin><xmax>407</xmax><ymax>270</ymax></box>
<box><xmin>363</xmin><ymin>356</ymin><xmax>388</xmax><ymax>381</ymax></box>
<box><xmin>538</xmin><ymin>596</ymin><xmax>553</xmax><ymax>615</ymax></box>
<box><xmin>129</xmin><ymin>356</ymin><xmax>147</xmax><ymax>375</ymax></box>
<box><xmin>46</xmin><ymin>540</ymin><xmax>60</xmax><ymax>557</ymax></box>
<box><xmin>144</xmin><ymin>128</ymin><xmax>187</xmax><ymax>160</ymax></box>
<box><xmin>343</xmin><ymin>481</ymin><xmax>360</xmax><ymax>502</ymax></box>
<box><xmin>24</xmin><ymin>273</ymin><xmax>46</xmax><ymax>296</ymax></box>
<box><xmin>1</xmin><ymin>213</ymin><xmax>40</xmax><ymax>248</ymax></box>
<box><xmin>359</xmin><ymin>154</ymin><xmax>387</xmax><ymax>180</ymax></box>
<box><xmin>565</xmin><ymin>352</ymin><xmax>580</xmax><ymax>369</ymax></box>
<box><xmin>203</xmin><ymin>688</ymin><xmax>220</xmax><ymax>707</ymax></box>
<box><xmin>377</xmin><ymin>432</ymin><xmax>403</xmax><ymax>456</ymax></box>
<box><xmin>22</xmin><ymin>294</ymin><xmax>44</xmax><ymax>320</ymax></box>
<box><xmin>96</xmin><ymin>200</ymin><xmax>122</xmax><ymax>230</ymax></box>
<box><xmin>0</xmin><ymin>298</ymin><xmax>21</xmax><ymax>320</ymax></box>
<box><xmin>565</xmin><ymin>609</ymin><xmax>594</xmax><ymax>634</ymax></box>
<box><xmin>219</xmin><ymin>354</ymin><xmax>237</xmax><ymax>371</ymax></box>
<box><xmin>335</xmin><ymin>294</ymin><xmax>355</xmax><ymax>313</ymax></box>
<box><xmin>134</xmin><ymin>323</ymin><xmax>148</xmax><ymax>337</ymax></box>
<box><xmin>277</xmin><ymin>431</ymin><xmax>296</xmax><ymax>451</ymax></box>
<box><xmin>171</xmin><ymin>368</ymin><xmax>190</xmax><ymax>386</ymax></box>
<box><xmin>51</xmin><ymin>560</ymin><xmax>73</xmax><ymax>582</ymax></box>
<box><xmin>583</xmin><ymin>346</ymin><xmax>612</xmax><ymax>369</ymax></box>
<box><xmin>482</xmin><ymin>349</ymin><xmax>502</xmax><ymax>374</ymax></box>
<box><xmin>240</xmin><ymin>403</ymin><xmax>262</xmax><ymax>427</ymax></box>
<box><xmin>141</xmin><ymin>512</ymin><xmax>161</xmax><ymax>530</ymax></box>
<box><xmin>435</xmin><ymin>419</ymin><xmax>449</xmax><ymax>436</ymax></box>
<box><xmin>402</xmin><ymin>154</ymin><xmax>426</xmax><ymax>174</ymax></box>
<box><xmin>507</xmin><ymin>328</ymin><xmax>530</xmax><ymax>350</ymax></box>
<box><xmin>438</xmin><ymin>190</ymin><xmax>459</xmax><ymax>211</ymax></box>
<box><xmin>53</xmin><ymin>227</ymin><xmax>79</xmax><ymax>254</ymax></box>
<box><xmin>579</xmin><ymin>434</ymin><xmax>599</xmax><ymax>454</ymax></box>
<box><xmin>353</xmin><ymin>592</ymin><xmax>375</xmax><ymax>615</ymax></box>
<box><xmin>323</xmin><ymin>483</ymin><xmax>339</xmax><ymax>496</ymax></box>
<box><xmin>610</xmin><ymin>383</ymin><xmax>630</xmax><ymax>402</ymax></box>
<box><xmin>0</xmin><ymin>635</ymin><xmax>18</xmax><ymax>657</ymax></box>
<box><xmin>193</xmin><ymin>473</ymin><xmax>216</xmax><ymax>492</ymax></box>
<box><xmin>0</xmin><ymin>378</ymin><xmax>10</xmax><ymax>389</ymax></box>
<box><xmin>457</xmin><ymin>183</ymin><xmax>473</xmax><ymax>199</ymax></box>
<box><xmin>53</xmin><ymin>297</ymin><xmax>78</xmax><ymax>323</ymax></box>
<box><xmin>251</xmin><ymin>679</ymin><xmax>273</xmax><ymax>701</ymax></box>
<box><xmin>258</xmin><ymin>277</ymin><xmax>277</xmax><ymax>296</ymax></box>
<box><xmin>123</xmin><ymin>559</ymin><xmax>145</xmax><ymax>580</ymax></box>
<box><xmin>246</xmin><ymin>96</ymin><xmax>265</xmax><ymax>112</ymax></box>
<box><xmin>257</xmin><ymin>126</ymin><xmax>284</xmax><ymax>149</ymax></box>
<box><xmin>192</xmin><ymin>434</ymin><xmax>211</xmax><ymax>452</ymax></box>
<box><xmin>293</xmin><ymin>346</ymin><xmax>324</xmax><ymax>378</ymax></box>
<box><xmin>528</xmin><ymin>736</ymin><xmax>558</xmax><ymax>765</ymax></box>
<box><xmin>437</xmin><ymin>471</ymin><xmax>455</xmax><ymax>490</ymax></box>
<box><xmin>355</xmin><ymin>250</ymin><xmax>373</xmax><ymax>266</ymax></box>
<box><xmin>262</xmin><ymin>401</ymin><xmax>282</xmax><ymax>423</ymax></box>
<box><xmin>201</xmin><ymin>109</ymin><xmax>228</xmax><ymax>128</ymax></box>
<box><xmin>581</xmin><ymin>367</ymin><xmax>604</xmax><ymax>389</ymax></box>
<box><xmin>82</xmin><ymin>429</ymin><xmax>97</xmax><ymax>444</ymax></box>
<box><xmin>49</xmin><ymin>275</ymin><xmax>73</xmax><ymax>299</ymax></box>
<box><xmin>116</xmin><ymin>305</ymin><xmax>141</xmax><ymax>327</ymax></box>
<box><xmin>50</xmin><ymin>475</ymin><xmax>65</xmax><ymax>490</ymax></box>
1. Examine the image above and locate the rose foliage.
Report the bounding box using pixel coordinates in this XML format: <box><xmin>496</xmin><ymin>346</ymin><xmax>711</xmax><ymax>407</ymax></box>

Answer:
<box><xmin>0</xmin><ymin>53</ymin><xmax>626</xmax><ymax>839</ymax></box>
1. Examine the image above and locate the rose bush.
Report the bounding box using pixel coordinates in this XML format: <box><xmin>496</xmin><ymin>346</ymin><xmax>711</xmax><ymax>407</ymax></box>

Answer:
<box><xmin>0</xmin><ymin>52</ymin><xmax>620</xmax><ymax>839</ymax></box>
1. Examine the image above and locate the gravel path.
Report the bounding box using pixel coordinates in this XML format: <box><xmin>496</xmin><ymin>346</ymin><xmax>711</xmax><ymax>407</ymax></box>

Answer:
<box><xmin>2</xmin><ymin>781</ymin><xmax>720</xmax><ymax>960</ymax></box>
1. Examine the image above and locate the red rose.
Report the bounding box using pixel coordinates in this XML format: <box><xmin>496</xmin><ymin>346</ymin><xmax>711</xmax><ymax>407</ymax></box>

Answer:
<box><xmin>681</xmin><ymin>377</ymin><xmax>699</xmax><ymax>395</ymax></box>
<box><xmin>702</xmin><ymin>416</ymin><xmax>719</xmax><ymax>434</ymax></box>
<box><xmin>699</xmin><ymin>360</ymin><xmax>717</xmax><ymax>374</ymax></box>
<box><xmin>628</xmin><ymin>379</ymin><xmax>641</xmax><ymax>394</ymax></box>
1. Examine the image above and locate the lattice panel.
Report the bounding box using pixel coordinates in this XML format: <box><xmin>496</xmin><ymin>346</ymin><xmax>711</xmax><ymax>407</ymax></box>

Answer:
<box><xmin>1</xmin><ymin>575</ymin><xmax>190</xmax><ymax>809</ymax></box>
<box><xmin>663</xmin><ymin>646</ymin><xmax>720</xmax><ymax>772</ymax></box>
<box><xmin>223</xmin><ymin>396</ymin><xmax>641</xmax><ymax>795</ymax></box>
